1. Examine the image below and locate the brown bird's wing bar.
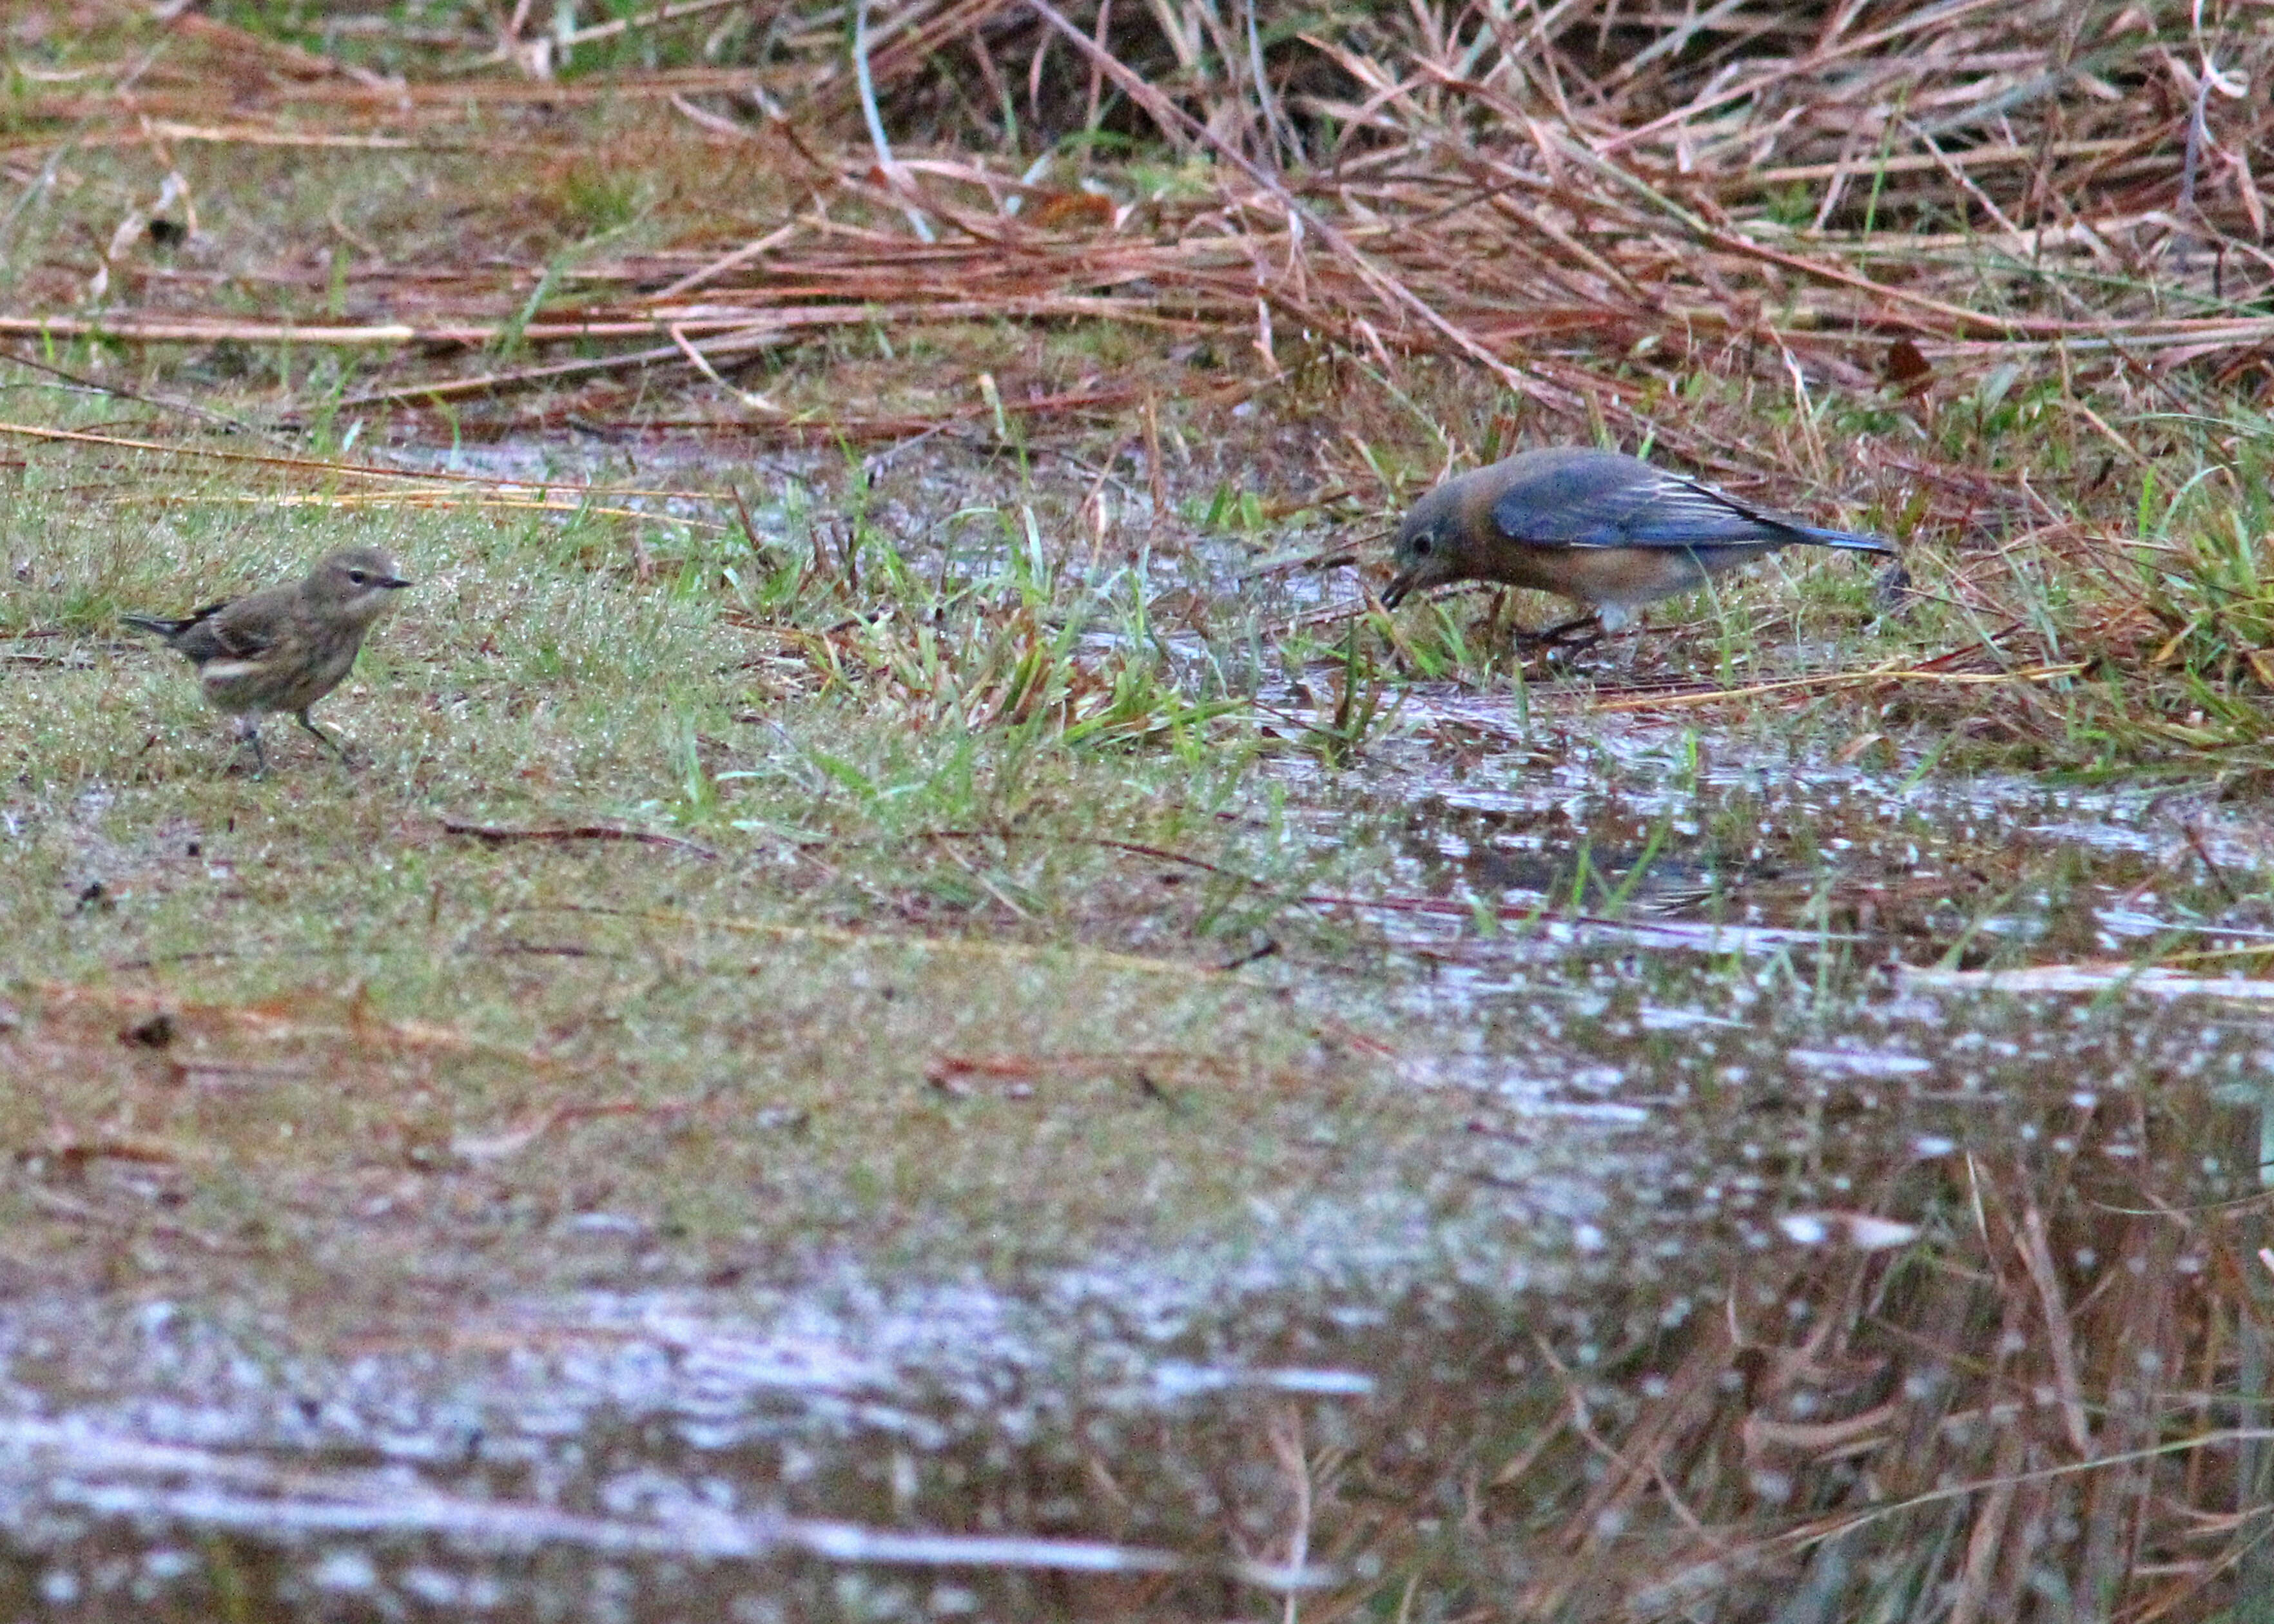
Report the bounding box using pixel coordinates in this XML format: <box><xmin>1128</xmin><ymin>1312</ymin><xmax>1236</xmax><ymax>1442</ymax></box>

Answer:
<box><xmin>174</xmin><ymin>601</ymin><xmax>280</xmax><ymax>665</ymax></box>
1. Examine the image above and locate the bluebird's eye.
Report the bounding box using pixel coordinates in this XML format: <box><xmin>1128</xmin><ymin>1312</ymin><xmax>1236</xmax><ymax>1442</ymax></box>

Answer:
<box><xmin>1411</xmin><ymin>534</ymin><xmax>1433</xmax><ymax>556</ymax></box>
<box><xmin>347</xmin><ymin>570</ymin><xmax>368</xmax><ymax>585</ymax></box>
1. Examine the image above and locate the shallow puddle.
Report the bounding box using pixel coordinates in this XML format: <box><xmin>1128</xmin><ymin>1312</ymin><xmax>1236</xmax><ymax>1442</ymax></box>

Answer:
<box><xmin>6</xmin><ymin>696</ymin><xmax>2271</xmax><ymax>1619</ymax></box>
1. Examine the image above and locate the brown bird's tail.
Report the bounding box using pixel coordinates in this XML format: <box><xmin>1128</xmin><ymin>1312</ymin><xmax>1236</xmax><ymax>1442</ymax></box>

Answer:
<box><xmin>121</xmin><ymin>613</ymin><xmax>196</xmax><ymax>639</ymax></box>
<box><xmin>122</xmin><ymin>602</ymin><xmax>229</xmax><ymax>641</ymax></box>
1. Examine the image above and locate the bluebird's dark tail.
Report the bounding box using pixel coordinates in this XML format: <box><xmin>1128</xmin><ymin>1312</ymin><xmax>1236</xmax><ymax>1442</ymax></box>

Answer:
<box><xmin>1791</xmin><ymin>524</ymin><xmax>1896</xmax><ymax>556</ymax></box>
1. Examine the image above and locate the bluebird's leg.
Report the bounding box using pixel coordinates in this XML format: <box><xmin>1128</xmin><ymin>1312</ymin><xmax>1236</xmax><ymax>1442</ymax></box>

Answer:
<box><xmin>1871</xmin><ymin>560</ymin><xmax>1914</xmax><ymax>614</ymax></box>
<box><xmin>1513</xmin><ymin>612</ymin><xmax>1606</xmax><ymax>650</ymax></box>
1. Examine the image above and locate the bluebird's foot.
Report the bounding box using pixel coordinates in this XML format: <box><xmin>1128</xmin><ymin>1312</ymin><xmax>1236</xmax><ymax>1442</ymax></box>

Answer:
<box><xmin>1514</xmin><ymin>613</ymin><xmax>1607</xmax><ymax>652</ymax></box>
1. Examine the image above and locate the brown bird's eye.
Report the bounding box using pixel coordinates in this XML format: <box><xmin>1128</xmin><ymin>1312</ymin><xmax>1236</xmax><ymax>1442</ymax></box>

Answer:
<box><xmin>1412</xmin><ymin>534</ymin><xmax>1433</xmax><ymax>556</ymax></box>
<box><xmin>347</xmin><ymin>571</ymin><xmax>368</xmax><ymax>585</ymax></box>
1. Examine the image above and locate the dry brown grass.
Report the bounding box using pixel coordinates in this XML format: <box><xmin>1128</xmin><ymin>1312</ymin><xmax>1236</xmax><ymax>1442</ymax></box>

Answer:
<box><xmin>11</xmin><ymin>3</ymin><xmax>2268</xmax><ymax>439</ymax></box>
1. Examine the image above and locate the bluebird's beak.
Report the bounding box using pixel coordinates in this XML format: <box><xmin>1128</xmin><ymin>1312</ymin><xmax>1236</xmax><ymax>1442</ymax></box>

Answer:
<box><xmin>1381</xmin><ymin>571</ymin><xmax>1413</xmax><ymax>610</ymax></box>
<box><xmin>377</xmin><ymin>575</ymin><xmax>413</xmax><ymax>590</ymax></box>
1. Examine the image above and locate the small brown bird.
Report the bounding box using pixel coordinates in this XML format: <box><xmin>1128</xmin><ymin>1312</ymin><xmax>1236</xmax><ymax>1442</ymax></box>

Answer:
<box><xmin>123</xmin><ymin>546</ymin><xmax>412</xmax><ymax>770</ymax></box>
<box><xmin>1382</xmin><ymin>447</ymin><xmax>1894</xmax><ymax>639</ymax></box>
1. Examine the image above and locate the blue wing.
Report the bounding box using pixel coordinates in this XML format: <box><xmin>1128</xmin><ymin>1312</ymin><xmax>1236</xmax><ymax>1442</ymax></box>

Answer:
<box><xmin>1491</xmin><ymin>452</ymin><xmax>1888</xmax><ymax>554</ymax></box>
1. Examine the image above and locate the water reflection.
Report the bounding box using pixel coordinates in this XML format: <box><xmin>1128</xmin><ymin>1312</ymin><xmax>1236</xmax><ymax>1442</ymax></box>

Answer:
<box><xmin>7</xmin><ymin>696</ymin><xmax>2273</xmax><ymax>1618</ymax></box>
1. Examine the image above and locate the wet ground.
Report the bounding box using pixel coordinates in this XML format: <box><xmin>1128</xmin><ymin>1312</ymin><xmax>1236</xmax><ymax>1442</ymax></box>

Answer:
<box><xmin>5</xmin><ymin>428</ymin><xmax>2269</xmax><ymax>1621</ymax></box>
<box><xmin>7</xmin><ymin>712</ymin><xmax>2269</xmax><ymax>1618</ymax></box>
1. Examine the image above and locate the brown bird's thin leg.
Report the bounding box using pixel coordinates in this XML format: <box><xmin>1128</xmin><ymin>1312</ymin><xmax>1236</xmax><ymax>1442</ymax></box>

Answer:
<box><xmin>230</xmin><ymin>717</ymin><xmax>269</xmax><ymax>776</ymax></box>
<box><xmin>293</xmin><ymin>710</ymin><xmax>346</xmax><ymax>759</ymax></box>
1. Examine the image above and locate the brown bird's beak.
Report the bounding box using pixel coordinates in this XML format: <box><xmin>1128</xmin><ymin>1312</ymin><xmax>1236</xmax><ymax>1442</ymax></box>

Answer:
<box><xmin>377</xmin><ymin>575</ymin><xmax>413</xmax><ymax>590</ymax></box>
<box><xmin>1380</xmin><ymin>572</ymin><xmax>1412</xmax><ymax>610</ymax></box>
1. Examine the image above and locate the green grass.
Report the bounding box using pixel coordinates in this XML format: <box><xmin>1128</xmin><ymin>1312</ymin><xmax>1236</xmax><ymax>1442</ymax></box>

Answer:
<box><xmin>6</xmin><ymin>294</ymin><xmax>2271</xmax><ymax>1290</ymax></box>
<box><xmin>4</xmin><ymin>347</ymin><xmax>2257</xmax><ymax>1303</ymax></box>
<box><xmin>0</xmin><ymin>394</ymin><xmax>1423</xmax><ymax>1309</ymax></box>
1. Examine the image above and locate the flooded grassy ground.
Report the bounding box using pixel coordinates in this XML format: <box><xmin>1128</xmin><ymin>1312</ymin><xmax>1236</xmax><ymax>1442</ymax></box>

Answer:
<box><xmin>8</xmin><ymin>407</ymin><xmax>2273</xmax><ymax>1618</ymax></box>
<box><xmin>8</xmin><ymin>6</ymin><xmax>2274</xmax><ymax>1619</ymax></box>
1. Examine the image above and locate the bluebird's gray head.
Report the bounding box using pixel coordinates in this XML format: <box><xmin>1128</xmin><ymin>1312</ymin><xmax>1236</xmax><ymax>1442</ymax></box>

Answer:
<box><xmin>1383</xmin><ymin>481</ymin><xmax>1473</xmax><ymax>608</ymax></box>
<box><xmin>304</xmin><ymin>546</ymin><xmax>413</xmax><ymax>625</ymax></box>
